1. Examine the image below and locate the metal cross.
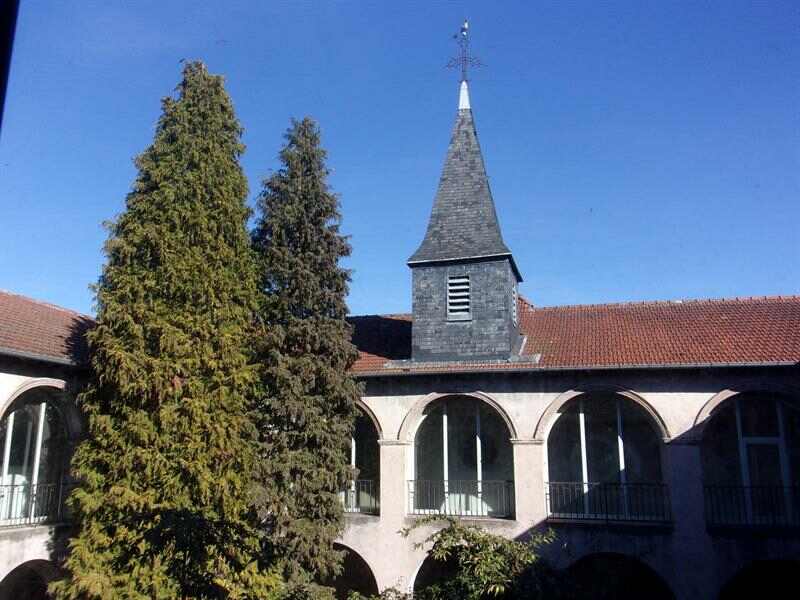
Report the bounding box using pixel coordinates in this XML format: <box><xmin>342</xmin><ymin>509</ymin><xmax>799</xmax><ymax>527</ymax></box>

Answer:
<box><xmin>446</xmin><ymin>19</ymin><xmax>483</xmax><ymax>82</ymax></box>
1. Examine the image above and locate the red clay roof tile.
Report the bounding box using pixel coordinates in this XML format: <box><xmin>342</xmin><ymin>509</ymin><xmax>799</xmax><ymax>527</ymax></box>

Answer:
<box><xmin>349</xmin><ymin>296</ymin><xmax>800</xmax><ymax>375</ymax></box>
<box><xmin>0</xmin><ymin>290</ymin><xmax>92</xmax><ymax>365</ymax></box>
<box><xmin>3</xmin><ymin>290</ymin><xmax>798</xmax><ymax>373</ymax></box>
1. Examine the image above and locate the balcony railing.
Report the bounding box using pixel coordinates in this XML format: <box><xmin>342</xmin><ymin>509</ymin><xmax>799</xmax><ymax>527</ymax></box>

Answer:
<box><xmin>546</xmin><ymin>482</ymin><xmax>671</xmax><ymax>523</ymax></box>
<box><xmin>704</xmin><ymin>485</ymin><xmax>800</xmax><ymax>528</ymax></box>
<box><xmin>408</xmin><ymin>480</ymin><xmax>515</xmax><ymax>518</ymax></box>
<box><xmin>341</xmin><ymin>479</ymin><xmax>379</xmax><ymax>515</ymax></box>
<box><xmin>0</xmin><ymin>482</ymin><xmax>66</xmax><ymax>528</ymax></box>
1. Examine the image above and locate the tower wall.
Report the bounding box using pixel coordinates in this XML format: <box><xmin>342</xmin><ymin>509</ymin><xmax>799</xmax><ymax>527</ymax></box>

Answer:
<box><xmin>411</xmin><ymin>257</ymin><xmax>520</xmax><ymax>362</ymax></box>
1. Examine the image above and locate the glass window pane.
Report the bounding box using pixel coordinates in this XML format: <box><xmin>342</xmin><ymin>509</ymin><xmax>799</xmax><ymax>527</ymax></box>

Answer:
<box><xmin>0</xmin><ymin>415</ymin><xmax>7</xmax><ymax>477</ymax></box>
<box><xmin>784</xmin><ymin>400</ymin><xmax>800</xmax><ymax>486</ymax></box>
<box><xmin>446</xmin><ymin>400</ymin><xmax>477</xmax><ymax>482</ymax></box>
<box><xmin>415</xmin><ymin>406</ymin><xmax>443</xmax><ymax>482</ymax></box>
<box><xmin>9</xmin><ymin>406</ymin><xmax>38</xmax><ymax>485</ymax></box>
<box><xmin>354</xmin><ymin>413</ymin><xmax>379</xmax><ymax>481</ymax></box>
<box><xmin>547</xmin><ymin>404</ymin><xmax>582</xmax><ymax>482</ymax></box>
<box><xmin>747</xmin><ymin>443</ymin><xmax>782</xmax><ymax>486</ymax></box>
<box><xmin>479</xmin><ymin>404</ymin><xmax>513</xmax><ymax>482</ymax></box>
<box><xmin>585</xmin><ymin>398</ymin><xmax>620</xmax><ymax>484</ymax></box>
<box><xmin>702</xmin><ymin>403</ymin><xmax>741</xmax><ymax>486</ymax></box>
<box><xmin>621</xmin><ymin>402</ymin><xmax>663</xmax><ymax>483</ymax></box>
<box><xmin>740</xmin><ymin>395</ymin><xmax>778</xmax><ymax>437</ymax></box>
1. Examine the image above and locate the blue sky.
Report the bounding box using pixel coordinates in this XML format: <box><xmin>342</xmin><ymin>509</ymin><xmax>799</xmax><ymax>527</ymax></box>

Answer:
<box><xmin>1</xmin><ymin>1</ymin><xmax>798</xmax><ymax>317</ymax></box>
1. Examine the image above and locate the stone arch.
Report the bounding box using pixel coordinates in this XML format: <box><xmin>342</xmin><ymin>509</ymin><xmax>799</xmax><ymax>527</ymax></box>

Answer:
<box><xmin>693</xmin><ymin>383</ymin><xmax>800</xmax><ymax>440</ymax></box>
<box><xmin>0</xmin><ymin>559</ymin><xmax>61</xmax><ymax>600</ymax></box>
<box><xmin>321</xmin><ymin>543</ymin><xmax>379</xmax><ymax>600</ymax></box>
<box><xmin>2</xmin><ymin>378</ymin><xmax>81</xmax><ymax>443</ymax></box>
<box><xmin>565</xmin><ymin>552</ymin><xmax>674</xmax><ymax>600</ymax></box>
<box><xmin>398</xmin><ymin>391</ymin><xmax>518</xmax><ymax>442</ymax></box>
<box><xmin>719</xmin><ymin>559</ymin><xmax>800</xmax><ymax>600</ymax></box>
<box><xmin>355</xmin><ymin>399</ymin><xmax>382</xmax><ymax>439</ymax></box>
<box><xmin>411</xmin><ymin>551</ymin><xmax>459</xmax><ymax>595</ymax></box>
<box><xmin>534</xmin><ymin>387</ymin><xmax>671</xmax><ymax>443</ymax></box>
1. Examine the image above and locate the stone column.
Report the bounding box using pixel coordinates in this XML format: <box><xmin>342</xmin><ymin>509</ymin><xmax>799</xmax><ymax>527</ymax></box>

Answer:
<box><xmin>664</xmin><ymin>440</ymin><xmax>717</xmax><ymax>600</ymax></box>
<box><xmin>511</xmin><ymin>440</ymin><xmax>547</xmax><ymax>528</ymax></box>
<box><xmin>373</xmin><ymin>439</ymin><xmax>413</xmax><ymax>591</ymax></box>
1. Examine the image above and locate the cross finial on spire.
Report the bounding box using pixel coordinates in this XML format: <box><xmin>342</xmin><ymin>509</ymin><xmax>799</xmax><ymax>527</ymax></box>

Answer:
<box><xmin>447</xmin><ymin>19</ymin><xmax>483</xmax><ymax>82</ymax></box>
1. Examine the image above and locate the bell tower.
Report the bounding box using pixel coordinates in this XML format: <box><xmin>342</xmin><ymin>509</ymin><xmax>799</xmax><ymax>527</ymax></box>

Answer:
<box><xmin>408</xmin><ymin>21</ymin><xmax>523</xmax><ymax>362</ymax></box>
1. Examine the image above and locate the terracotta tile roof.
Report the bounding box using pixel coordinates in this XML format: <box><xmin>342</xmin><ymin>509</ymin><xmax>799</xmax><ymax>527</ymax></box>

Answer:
<box><xmin>349</xmin><ymin>296</ymin><xmax>800</xmax><ymax>375</ymax></box>
<box><xmin>3</xmin><ymin>290</ymin><xmax>798</xmax><ymax>374</ymax></box>
<box><xmin>0</xmin><ymin>290</ymin><xmax>92</xmax><ymax>366</ymax></box>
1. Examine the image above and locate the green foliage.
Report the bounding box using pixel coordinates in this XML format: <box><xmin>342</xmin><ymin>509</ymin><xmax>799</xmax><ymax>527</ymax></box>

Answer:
<box><xmin>251</xmin><ymin>117</ymin><xmax>361</xmax><ymax>583</ymax></box>
<box><xmin>347</xmin><ymin>589</ymin><xmax>411</xmax><ymax>600</ymax></box>
<box><xmin>52</xmin><ymin>61</ymin><xmax>279</xmax><ymax>599</ymax></box>
<box><xmin>401</xmin><ymin>517</ymin><xmax>559</xmax><ymax>600</ymax></box>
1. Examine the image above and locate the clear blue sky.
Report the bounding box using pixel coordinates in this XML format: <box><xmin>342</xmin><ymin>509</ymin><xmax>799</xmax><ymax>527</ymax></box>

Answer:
<box><xmin>1</xmin><ymin>1</ymin><xmax>798</xmax><ymax>317</ymax></box>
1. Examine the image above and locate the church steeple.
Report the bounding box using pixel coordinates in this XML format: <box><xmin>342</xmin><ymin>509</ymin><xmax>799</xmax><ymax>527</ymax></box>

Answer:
<box><xmin>408</xmin><ymin>22</ymin><xmax>523</xmax><ymax>363</ymax></box>
<box><xmin>407</xmin><ymin>78</ymin><xmax>520</xmax><ymax>280</ymax></box>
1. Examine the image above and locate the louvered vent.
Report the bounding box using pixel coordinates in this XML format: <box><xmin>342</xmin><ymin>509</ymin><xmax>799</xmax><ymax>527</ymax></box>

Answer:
<box><xmin>447</xmin><ymin>275</ymin><xmax>471</xmax><ymax>321</ymax></box>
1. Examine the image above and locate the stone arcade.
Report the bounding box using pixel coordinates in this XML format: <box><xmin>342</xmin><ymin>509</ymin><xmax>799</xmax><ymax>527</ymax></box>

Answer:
<box><xmin>1</xmin><ymin>76</ymin><xmax>799</xmax><ymax>600</ymax></box>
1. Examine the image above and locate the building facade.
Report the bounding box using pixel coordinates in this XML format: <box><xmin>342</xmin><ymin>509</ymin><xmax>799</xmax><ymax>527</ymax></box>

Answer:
<box><xmin>332</xmin><ymin>79</ymin><xmax>800</xmax><ymax>598</ymax></box>
<box><xmin>0</xmin><ymin>79</ymin><xmax>799</xmax><ymax>599</ymax></box>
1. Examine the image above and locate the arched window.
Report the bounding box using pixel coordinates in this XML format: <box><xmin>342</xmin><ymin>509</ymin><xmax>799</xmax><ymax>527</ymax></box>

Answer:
<box><xmin>410</xmin><ymin>396</ymin><xmax>514</xmax><ymax>518</ymax></box>
<box><xmin>341</xmin><ymin>410</ymin><xmax>380</xmax><ymax>514</ymax></box>
<box><xmin>546</xmin><ymin>393</ymin><xmax>668</xmax><ymax>521</ymax></box>
<box><xmin>702</xmin><ymin>392</ymin><xmax>800</xmax><ymax>527</ymax></box>
<box><xmin>0</xmin><ymin>390</ymin><xmax>67</xmax><ymax>525</ymax></box>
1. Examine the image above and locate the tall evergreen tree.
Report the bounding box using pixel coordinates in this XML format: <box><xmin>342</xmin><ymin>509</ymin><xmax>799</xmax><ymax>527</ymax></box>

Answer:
<box><xmin>53</xmin><ymin>62</ymin><xmax>279</xmax><ymax>600</ymax></box>
<box><xmin>252</xmin><ymin>118</ymin><xmax>361</xmax><ymax>587</ymax></box>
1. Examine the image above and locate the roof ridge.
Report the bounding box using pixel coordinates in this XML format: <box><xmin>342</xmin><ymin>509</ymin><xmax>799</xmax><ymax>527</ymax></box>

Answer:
<box><xmin>531</xmin><ymin>295</ymin><xmax>800</xmax><ymax>312</ymax></box>
<box><xmin>0</xmin><ymin>289</ymin><xmax>94</xmax><ymax>320</ymax></box>
<box><xmin>348</xmin><ymin>313</ymin><xmax>412</xmax><ymax>320</ymax></box>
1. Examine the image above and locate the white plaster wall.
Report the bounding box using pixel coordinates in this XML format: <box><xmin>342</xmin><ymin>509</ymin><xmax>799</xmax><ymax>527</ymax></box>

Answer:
<box><xmin>0</xmin><ymin>525</ymin><xmax>61</xmax><ymax>582</ymax></box>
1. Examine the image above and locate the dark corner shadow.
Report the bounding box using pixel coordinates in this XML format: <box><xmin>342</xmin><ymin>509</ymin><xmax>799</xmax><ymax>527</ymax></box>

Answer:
<box><xmin>348</xmin><ymin>315</ymin><xmax>412</xmax><ymax>362</ymax></box>
<box><xmin>65</xmin><ymin>314</ymin><xmax>94</xmax><ymax>370</ymax></box>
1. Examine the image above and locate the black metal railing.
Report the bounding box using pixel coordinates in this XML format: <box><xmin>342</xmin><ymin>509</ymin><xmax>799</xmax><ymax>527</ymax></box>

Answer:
<box><xmin>0</xmin><ymin>482</ymin><xmax>65</xmax><ymax>527</ymax></box>
<box><xmin>408</xmin><ymin>480</ymin><xmax>515</xmax><ymax>518</ymax></box>
<box><xmin>704</xmin><ymin>485</ymin><xmax>800</xmax><ymax>528</ymax></box>
<box><xmin>341</xmin><ymin>480</ymin><xmax>379</xmax><ymax>515</ymax></box>
<box><xmin>546</xmin><ymin>482</ymin><xmax>671</xmax><ymax>523</ymax></box>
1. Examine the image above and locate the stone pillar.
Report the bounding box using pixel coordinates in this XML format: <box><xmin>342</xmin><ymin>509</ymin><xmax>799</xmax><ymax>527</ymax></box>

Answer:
<box><xmin>664</xmin><ymin>441</ymin><xmax>717</xmax><ymax>600</ymax></box>
<box><xmin>373</xmin><ymin>439</ymin><xmax>413</xmax><ymax>591</ymax></box>
<box><xmin>511</xmin><ymin>440</ymin><xmax>547</xmax><ymax>527</ymax></box>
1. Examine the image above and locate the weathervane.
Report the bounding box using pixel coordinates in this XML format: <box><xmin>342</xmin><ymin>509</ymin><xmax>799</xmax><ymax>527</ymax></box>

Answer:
<box><xmin>446</xmin><ymin>19</ymin><xmax>483</xmax><ymax>82</ymax></box>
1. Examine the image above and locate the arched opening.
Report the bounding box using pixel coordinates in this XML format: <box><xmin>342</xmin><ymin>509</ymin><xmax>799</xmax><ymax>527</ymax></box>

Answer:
<box><xmin>0</xmin><ymin>387</ymin><xmax>68</xmax><ymax>526</ymax></box>
<box><xmin>702</xmin><ymin>391</ymin><xmax>800</xmax><ymax>527</ymax></box>
<box><xmin>565</xmin><ymin>553</ymin><xmax>674</xmax><ymax>600</ymax></box>
<box><xmin>341</xmin><ymin>409</ymin><xmax>380</xmax><ymax>514</ymax></box>
<box><xmin>0</xmin><ymin>559</ymin><xmax>60</xmax><ymax>600</ymax></box>
<box><xmin>546</xmin><ymin>393</ymin><xmax>669</xmax><ymax>521</ymax></box>
<box><xmin>719</xmin><ymin>560</ymin><xmax>800</xmax><ymax>599</ymax></box>
<box><xmin>412</xmin><ymin>552</ymin><xmax>459</xmax><ymax>597</ymax></box>
<box><xmin>410</xmin><ymin>395</ymin><xmax>514</xmax><ymax>518</ymax></box>
<box><xmin>321</xmin><ymin>544</ymin><xmax>379</xmax><ymax>600</ymax></box>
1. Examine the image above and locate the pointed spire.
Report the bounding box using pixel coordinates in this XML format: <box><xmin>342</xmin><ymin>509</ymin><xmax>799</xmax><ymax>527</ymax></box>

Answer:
<box><xmin>408</xmin><ymin>83</ymin><xmax>520</xmax><ymax>280</ymax></box>
<box><xmin>459</xmin><ymin>80</ymin><xmax>470</xmax><ymax>110</ymax></box>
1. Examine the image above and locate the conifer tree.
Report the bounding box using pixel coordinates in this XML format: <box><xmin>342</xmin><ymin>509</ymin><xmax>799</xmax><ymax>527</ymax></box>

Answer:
<box><xmin>53</xmin><ymin>62</ymin><xmax>279</xmax><ymax>599</ymax></box>
<box><xmin>252</xmin><ymin>118</ymin><xmax>361</xmax><ymax>587</ymax></box>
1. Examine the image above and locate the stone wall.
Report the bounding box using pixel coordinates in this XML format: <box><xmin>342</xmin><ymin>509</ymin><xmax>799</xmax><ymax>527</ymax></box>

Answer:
<box><xmin>410</xmin><ymin>258</ymin><xmax>520</xmax><ymax>361</ymax></box>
